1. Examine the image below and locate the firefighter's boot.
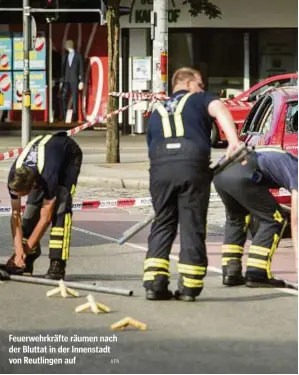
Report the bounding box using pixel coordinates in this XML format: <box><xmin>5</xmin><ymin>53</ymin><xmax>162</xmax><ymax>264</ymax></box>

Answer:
<box><xmin>223</xmin><ymin>259</ymin><xmax>245</xmax><ymax>286</ymax></box>
<box><xmin>45</xmin><ymin>259</ymin><xmax>66</xmax><ymax>280</ymax></box>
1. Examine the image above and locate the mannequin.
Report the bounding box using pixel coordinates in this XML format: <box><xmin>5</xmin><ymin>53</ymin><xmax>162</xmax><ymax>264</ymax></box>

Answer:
<box><xmin>60</xmin><ymin>40</ymin><xmax>84</xmax><ymax>122</ymax></box>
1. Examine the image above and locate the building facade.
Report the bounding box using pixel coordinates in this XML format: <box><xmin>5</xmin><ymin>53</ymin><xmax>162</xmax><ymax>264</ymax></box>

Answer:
<box><xmin>120</xmin><ymin>0</ymin><xmax>298</xmax><ymax>96</ymax></box>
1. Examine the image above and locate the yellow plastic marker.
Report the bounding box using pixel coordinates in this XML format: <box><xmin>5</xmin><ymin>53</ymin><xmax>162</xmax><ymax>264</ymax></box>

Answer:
<box><xmin>46</xmin><ymin>279</ymin><xmax>79</xmax><ymax>298</ymax></box>
<box><xmin>75</xmin><ymin>294</ymin><xmax>110</xmax><ymax>314</ymax></box>
<box><xmin>111</xmin><ymin>317</ymin><xmax>147</xmax><ymax>331</ymax></box>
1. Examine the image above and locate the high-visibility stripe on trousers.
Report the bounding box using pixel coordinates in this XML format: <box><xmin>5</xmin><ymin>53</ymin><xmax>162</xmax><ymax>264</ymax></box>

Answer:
<box><xmin>177</xmin><ymin>262</ymin><xmax>206</xmax><ymax>296</ymax></box>
<box><xmin>143</xmin><ymin>257</ymin><xmax>170</xmax><ymax>291</ymax></box>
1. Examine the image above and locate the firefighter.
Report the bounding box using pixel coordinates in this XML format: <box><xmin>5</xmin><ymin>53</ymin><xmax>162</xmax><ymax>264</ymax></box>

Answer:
<box><xmin>143</xmin><ymin>67</ymin><xmax>241</xmax><ymax>302</ymax></box>
<box><xmin>213</xmin><ymin>147</ymin><xmax>298</xmax><ymax>287</ymax></box>
<box><xmin>5</xmin><ymin>131</ymin><xmax>82</xmax><ymax>280</ymax></box>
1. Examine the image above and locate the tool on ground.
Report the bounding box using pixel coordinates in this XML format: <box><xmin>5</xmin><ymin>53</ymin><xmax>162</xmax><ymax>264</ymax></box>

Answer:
<box><xmin>111</xmin><ymin>317</ymin><xmax>147</xmax><ymax>331</ymax></box>
<box><xmin>75</xmin><ymin>294</ymin><xmax>110</xmax><ymax>314</ymax></box>
<box><xmin>279</xmin><ymin>278</ymin><xmax>298</xmax><ymax>290</ymax></box>
<box><xmin>118</xmin><ymin>144</ymin><xmax>255</xmax><ymax>245</ymax></box>
<box><xmin>0</xmin><ymin>266</ymin><xmax>133</xmax><ymax>296</ymax></box>
<box><xmin>46</xmin><ymin>279</ymin><xmax>79</xmax><ymax>298</ymax></box>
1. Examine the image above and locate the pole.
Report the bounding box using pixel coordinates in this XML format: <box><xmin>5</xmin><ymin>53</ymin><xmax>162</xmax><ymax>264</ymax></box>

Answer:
<box><xmin>244</xmin><ymin>32</ymin><xmax>250</xmax><ymax>91</ymax></box>
<box><xmin>22</xmin><ymin>0</ymin><xmax>31</xmax><ymax>147</ymax></box>
<box><xmin>0</xmin><ymin>270</ymin><xmax>134</xmax><ymax>296</ymax></box>
<box><xmin>151</xmin><ymin>0</ymin><xmax>168</xmax><ymax>95</ymax></box>
<box><xmin>48</xmin><ymin>21</ymin><xmax>53</xmax><ymax>123</ymax></box>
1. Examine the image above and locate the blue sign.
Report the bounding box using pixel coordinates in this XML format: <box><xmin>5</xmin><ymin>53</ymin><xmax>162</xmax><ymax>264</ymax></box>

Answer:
<box><xmin>0</xmin><ymin>71</ymin><xmax>12</xmax><ymax>110</ymax></box>
<box><xmin>0</xmin><ymin>32</ymin><xmax>12</xmax><ymax>71</ymax></box>
<box><xmin>13</xmin><ymin>32</ymin><xmax>46</xmax><ymax>70</ymax></box>
<box><xmin>13</xmin><ymin>71</ymin><xmax>46</xmax><ymax>110</ymax></box>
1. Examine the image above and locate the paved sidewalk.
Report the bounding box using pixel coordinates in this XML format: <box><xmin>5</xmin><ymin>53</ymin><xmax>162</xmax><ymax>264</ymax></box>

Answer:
<box><xmin>0</xmin><ymin>129</ymin><xmax>225</xmax><ymax>191</ymax></box>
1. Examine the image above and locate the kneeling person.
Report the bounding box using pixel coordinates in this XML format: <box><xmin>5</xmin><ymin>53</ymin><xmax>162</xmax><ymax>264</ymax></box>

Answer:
<box><xmin>214</xmin><ymin>147</ymin><xmax>298</xmax><ymax>288</ymax></box>
<box><xmin>6</xmin><ymin>132</ymin><xmax>82</xmax><ymax>280</ymax></box>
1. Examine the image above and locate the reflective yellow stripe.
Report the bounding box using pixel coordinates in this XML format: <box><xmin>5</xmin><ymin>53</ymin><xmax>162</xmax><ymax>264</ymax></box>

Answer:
<box><xmin>178</xmin><ymin>264</ymin><xmax>206</xmax><ymax>275</ymax></box>
<box><xmin>16</xmin><ymin>135</ymin><xmax>43</xmax><ymax>168</ymax></box>
<box><xmin>266</xmin><ymin>232</ymin><xmax>282</xmax><ymax>279</ymax></box>
<box><xmin>49</xmin><ymin>244</ymin><xmax>63</xmax><ymax>249</ymax></box>
<box><xmin>70</xmin><ymin>184</ymin><xmax>76</xmax><ymax>198</ymax></box>
<box><xmin>221</xmin><ymin>244</ymin><xmax>243</xmax><ymax>250</ymax></box>
<box><xmin>183</xmin><ymin>277</ymin><xmax>203</xmax><ymax>285</ymax></box>
<box><xmin>156</xmin><ymin>105</ymin><xmax>172</xmax><ymax>138</ymax></box>
<box><xmin>65</xmin><ymin>213</ymin><xmax>72</xmax><ymax>261</ymax></box>
<box><xmin>62</xmin><ymin>214</ymin><xmax>69</xmax><ymax>260</ymax></box>
<box><xmin>249</xmin><ymin>245</ymin><xmax>270</xmax><ymax>253</ymax></box>
<box><xmin>273</xmin><ymin>210</ymin><xmax>284</xmax><ymax>223</ymax></box>
<box><xmin>37</xmin><ymin>135</ymin><xmax>53</xmax><ymax>174</ymax></box>
<box><xmin>143</xmin><ymin>271</ymin><xmax>170</xmax><ymax>281</ymax></box>
<box><xmin>144</xmin><ymin>258</ymin><xmax>169</xmax><ymax>269</ymax></box>
<box><xmin>244</xmin><ymin>215</ymin><xmax>251</xmax><ymax>232</ymax></box>
<box><xmin>247</xmin><ymin>258</ymin><xmax>267</xmax><ymax>266</ymax></box>
<box><xmin>51</xmin><ymin>227</ymin><xmax>64</xmax><ymax>233</ymax></box>
<box><xmin>173</xmin><ymin>93</ymin><xmax>192</xmax><ymax>137</ymax></box>
<box><xmin>49</xmin><ymin>240</ymin><xmax>63</xmax><ymax>246</ymax></box>
<box><xmin>177</xmin><ymin>263</ymin><xmax>206</xmax><ymax>271</ymax></box>
<box><xmin>183</xmin><ymin>277</ymin><xmax>204</xmax><ymax>288</ymax></box>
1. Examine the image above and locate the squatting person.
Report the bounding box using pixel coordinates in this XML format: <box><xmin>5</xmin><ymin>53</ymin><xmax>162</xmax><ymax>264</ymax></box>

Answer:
<box><xmin>213</xmin><ymin>147</ymin><xmax>298</xmax><ymax>287</ymax></box>
<box><xmin>143</xmin><ymin>67</ymin><xmax>241</xmax><ymax>302</ymax></box>
<box><xmin>5</xmin><ymin>131</ymin><xmax>82</xmax><ymax>280</ymax></box>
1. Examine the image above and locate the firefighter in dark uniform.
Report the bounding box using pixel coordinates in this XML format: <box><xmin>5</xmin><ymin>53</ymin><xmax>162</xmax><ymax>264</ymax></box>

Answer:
<box><xmin>213</xmin><ymin>147</ymin><xmax>298</xmax><ymax>287</ymax></box>
<box><xmin>5</xmin><ymin>131</ymin><xmax>82</xmax><ymax>280</ymax></box>
<box><xmin>143</xmin><ymin>67</ymin><xmax>241</xmax><ymax>302</ymax></box>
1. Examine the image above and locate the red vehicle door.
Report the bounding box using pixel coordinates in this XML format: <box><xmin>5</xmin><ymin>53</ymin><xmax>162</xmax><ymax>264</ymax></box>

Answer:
<box><xmin>282</xmin><ymin>100</ymin><xmax>298</xmax><ymax>157</ymax></box>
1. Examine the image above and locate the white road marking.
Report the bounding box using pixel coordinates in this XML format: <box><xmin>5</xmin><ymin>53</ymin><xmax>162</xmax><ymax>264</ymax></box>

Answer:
<box><xmin>72</xmin><ymin>226</ymin><xmax>298</xmax><ymax>296</ymax></box>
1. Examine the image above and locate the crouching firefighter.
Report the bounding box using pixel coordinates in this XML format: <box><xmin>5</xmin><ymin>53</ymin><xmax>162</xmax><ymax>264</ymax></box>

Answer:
<box><xmin>5</xmin><ymin>131</ymin><xmax>82</xmax><ymax>280</ymax></box>
<box><xmin>143</xmin><ymin>67</ymin><xmax>241</xmax><ymax>301</ymax></box>
<box><xmin>214</xmin><ymin>147</ymin><xmax>298</xmax><ymax>288</ymax></box>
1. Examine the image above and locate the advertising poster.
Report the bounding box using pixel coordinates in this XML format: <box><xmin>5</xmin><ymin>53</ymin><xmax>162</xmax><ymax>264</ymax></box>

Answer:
<box><xmin>13</xmin><ymin>32</ymin><xmax>46</xmax><ymax>70</ymax></box>
<box><xmin>0</xmin><ymin>32</ymin><xmax>12</xmax><ymax>71</ymax></box>
<box><xmin>132</xmin><ymin>56</ymin><xmax>151</xmax><ymax>80</ymax></box>
<box><xmin>13</xmin><ymin>71</ymin><xmax>46</xmax><ymax>110</ymax></box>
<box><xmin>0</xmin><ymin>71</ymin><xmax>12</xmax><ymax>109</ymax></box>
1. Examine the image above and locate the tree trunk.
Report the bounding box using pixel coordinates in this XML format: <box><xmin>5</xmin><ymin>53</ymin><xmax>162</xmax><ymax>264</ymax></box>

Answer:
<box><xmin>106</xmin><ymin>0</ymin><xmax>120</xmax><ymax>163</ymax></box>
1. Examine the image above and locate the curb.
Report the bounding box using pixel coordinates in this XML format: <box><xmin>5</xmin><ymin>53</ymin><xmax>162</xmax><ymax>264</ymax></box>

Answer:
<box><xmin>78</xmin><ymin>175</ymin><xmax>217</xmax><ymax>192</ymax></box>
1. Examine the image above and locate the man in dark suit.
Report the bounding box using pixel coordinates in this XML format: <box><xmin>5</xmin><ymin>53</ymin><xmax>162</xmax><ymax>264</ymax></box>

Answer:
<box><xmin>60</xmin><ymin>40</ymin><xmax>84</xmax><ymax>122</ymax></box>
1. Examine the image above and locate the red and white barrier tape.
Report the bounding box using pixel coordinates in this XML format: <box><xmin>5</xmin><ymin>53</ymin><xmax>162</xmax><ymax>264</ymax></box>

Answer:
<box><xmin>0</xmin><ymin>189</ymin><xmax>291</xmax><ymax>216</ymax></box>
<box><xmin>109</xmin><ymin>91</ymin><xmax>170</xmax><ymax>101</ymax></box>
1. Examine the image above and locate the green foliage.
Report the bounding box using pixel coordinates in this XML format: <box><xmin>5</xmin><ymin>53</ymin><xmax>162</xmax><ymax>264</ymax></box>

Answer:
<box><xmin>182</xmin><ymin>0</ymin><xmax>222</xmax><ymax>19</ymax></box>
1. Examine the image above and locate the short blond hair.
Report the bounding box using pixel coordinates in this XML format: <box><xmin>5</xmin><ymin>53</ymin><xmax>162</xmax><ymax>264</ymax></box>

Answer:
<box><xmin>171</xmin><ymin>67</ymin><xmax>202</xmax><ymax>89</ymax></box>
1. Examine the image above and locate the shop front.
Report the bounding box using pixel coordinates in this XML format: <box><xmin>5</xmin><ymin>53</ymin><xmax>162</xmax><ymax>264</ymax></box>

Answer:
<box><xmin>120</xmin><ymin>0</ymin><xmax>298</xmax><ymax>97</ymax></box>
<box><xmin>0</xmin><ymin>23</ymin><xmax>109</xmax><ymax>126</ymax></box>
